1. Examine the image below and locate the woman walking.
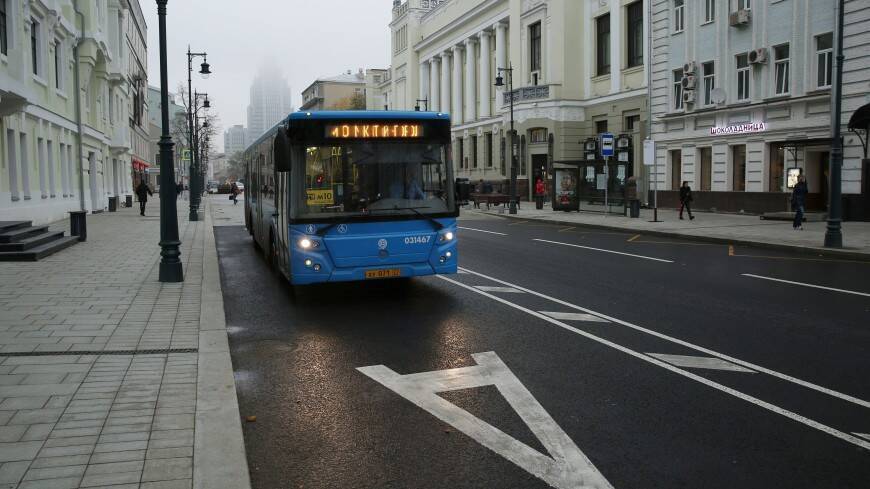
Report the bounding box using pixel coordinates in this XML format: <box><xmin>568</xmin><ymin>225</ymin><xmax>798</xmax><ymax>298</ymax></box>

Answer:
<box><xmin>230</xmin><ymin>182</ymin><xmax>241</xmax><ymax>205</ymax></box>
<box><xmin>135</xmin><ymin>181</ymin><xmax>153</xmax><ymax>216</ymax></box>
<box><xmin>791</xmin><ymin>175</ymin><xmax>808</xmax><ymax>230</ymax></box>
<box><xmin>679</xmin><ymin>181</ymin><xmax>694</xmax><ymax>220</ymax></box>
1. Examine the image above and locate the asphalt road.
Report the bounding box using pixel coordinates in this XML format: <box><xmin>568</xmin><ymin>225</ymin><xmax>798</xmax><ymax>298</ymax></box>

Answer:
<box><xmin>215</xmin><ymin>209</ymin><xmax>870</xmax><ymax>489</ymax></box>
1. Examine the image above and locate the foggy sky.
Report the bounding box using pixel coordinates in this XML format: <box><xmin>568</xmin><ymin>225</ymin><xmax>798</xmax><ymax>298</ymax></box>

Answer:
<box><xmin>143</xmin><ymin>0</ymin><xmax>393</xmax><ymax>150</ymax></box>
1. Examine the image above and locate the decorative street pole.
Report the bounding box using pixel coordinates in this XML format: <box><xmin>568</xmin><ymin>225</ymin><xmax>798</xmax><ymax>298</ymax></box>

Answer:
<box><xmin>825</xmin><ymin>0</ymin><xmax>845</xmax><ymax>248</ymax></box>
<box><xmin>414</xmin><ymin>98</ymin><xmax>428</xmax><ymax>111</ymax></box>
<box><xmin>156</xmin><ymin>0</ymin><xmax>183</xmax><ymax>282</ymax></box>
<box><xmin>186</xmin><ymin>47</ymin><xmax>210</xmax><ymax>221</ymax></box>
<box><xmin>495</xmin><ymin>64</ymin><xmax>517</xmax><ymax>214</ymax></box>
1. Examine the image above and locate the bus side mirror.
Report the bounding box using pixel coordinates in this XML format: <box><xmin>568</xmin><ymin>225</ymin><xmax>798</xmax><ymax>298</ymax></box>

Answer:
<box><xmin>274</xmin><ymin>130</ymin><xmax>291</xmax><ymax>172</ymax></box>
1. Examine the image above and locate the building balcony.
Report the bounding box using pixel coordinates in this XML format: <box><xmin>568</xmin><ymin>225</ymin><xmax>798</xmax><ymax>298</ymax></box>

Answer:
<box><xmin>299</xmin><ymin>97</ymin><xmax>323</xmax><ymax>111</ymax></box>
<box><xmin>503</xmin><ymin>84</ymin><xmax>552</xmax><ymax>105</ymax></box>
<box><xmin>109</xmin><ymin>125</ymin><xmax>131</xmax><ymax>154</ymax></box>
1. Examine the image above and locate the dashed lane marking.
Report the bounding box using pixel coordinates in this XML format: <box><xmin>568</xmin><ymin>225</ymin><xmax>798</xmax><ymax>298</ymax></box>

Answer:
<box><xmin>647</xmin><ymin>353</ymin><xmax>757</xmax><ymax>373</ymax></box>
<box><xmin>854</xmin><ymin>433</ymin><xmax>870</xmax><ymax>441</ymax></box>
<box><xmin>557</xmin><ymin>226</ymin><xmax>576</xmax><ymax>233</ymax></box>
<box><xmin>439</xmin><ymin>273</ymin><xmax>870</xmax><ymax>452</ymax></box>
<box><xmin>456</xmin><ymin>267</ymin><xmax>870</xmax><ymax>410</ymax></box>
<box><xmin>533</xmin><ymin>239</ymin><xmax>674</xmax><ymax>263</ymax></box>
<box><xmin>539</xmin><ymin>311</ymin><xmax>610</xmax><ymax>323</ymax></box>
<box><xmin>728</xmin><ymin>245</ymin><xmax>870</xmax><ymax>264</ymax></box>
<box><xmin>742</xmin><ymin>274</ymin><xmax>870</xmax><ymax>298</ymax></box>
<box><xmin>458</xmin><ymin>226</ymin><xmax>508</xmax><ymax>236</ymax></box>
<box><xmin>358</xmin><ymin>352</ymin><xmax>614</xmax><ymax>489</ymax></box>
<box><xmin>627</xmin><ymin>234</ymin><xmax>641</xmax><ymax>242</ymax></box>
<box><xmin>508</xmin><ymin>220</ymin><xmax>530</xmax><ymax>226</ymax></box>
<box><xmin>474</xmin><ymin>286</ymin><xmax>524</xmax><ymax>293</ymax></box>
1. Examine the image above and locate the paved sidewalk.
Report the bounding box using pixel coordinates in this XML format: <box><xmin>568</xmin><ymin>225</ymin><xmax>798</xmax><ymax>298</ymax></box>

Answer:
<box><xmin>474</xmin><ymin>205</ymin><xmax>870</xmax><ymax>258</ymax></box>
<box><xmin>0</xmin><ymin>198</ymin><xmax>249</xmax><ymax>488</ymax></box>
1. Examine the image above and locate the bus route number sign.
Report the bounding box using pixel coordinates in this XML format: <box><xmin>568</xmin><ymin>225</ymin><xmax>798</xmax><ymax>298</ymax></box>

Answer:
<box><xmin>306</xmin><ymin>189</ymin><xmax>334</xmax><ymax>205</ymax></box>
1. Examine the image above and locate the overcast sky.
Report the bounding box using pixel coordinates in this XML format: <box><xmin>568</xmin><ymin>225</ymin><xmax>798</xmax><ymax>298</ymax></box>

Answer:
<box><xmin>143</xmin><ymin>1</ymin><xmax>393</xmax><ymax>150</ymax></box>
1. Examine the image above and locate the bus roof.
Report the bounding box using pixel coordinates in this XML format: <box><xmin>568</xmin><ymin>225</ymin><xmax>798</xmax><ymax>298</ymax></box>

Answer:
<box><xmin>287</xmin><ymin>110</ymin><xmax>450</xmax><ymax>122</ymax></box>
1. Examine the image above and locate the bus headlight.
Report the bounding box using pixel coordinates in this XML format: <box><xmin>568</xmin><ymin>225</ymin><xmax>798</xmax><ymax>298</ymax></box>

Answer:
<box><xmin>439</xmin><ymin>231</ymin><xmax>454</xmax><ymax>242</ymax></box>
<box><xmin>298</xmin><ymin>238</ymin><xmax>318</xmax><ymax>249</ymax></box>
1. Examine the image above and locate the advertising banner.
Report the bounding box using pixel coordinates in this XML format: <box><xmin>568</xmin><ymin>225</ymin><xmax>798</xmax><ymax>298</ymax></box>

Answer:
<box><xmin>552</xmin><ymin>168</ymin><xmax>579</xmax><ymax>211</ymax></box>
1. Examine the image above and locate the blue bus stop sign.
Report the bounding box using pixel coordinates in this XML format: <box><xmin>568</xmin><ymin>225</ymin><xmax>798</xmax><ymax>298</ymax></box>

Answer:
<box><xmin>600</xmin><ymin>133</ymin><xmax>615</xmax><ymax>158</ymax></box>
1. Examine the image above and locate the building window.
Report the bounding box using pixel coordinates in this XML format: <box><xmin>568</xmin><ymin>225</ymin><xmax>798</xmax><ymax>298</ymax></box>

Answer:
<box><xmin>674</xmin><ymin>0</ymin><xmax>685</xmax><ymax>33</ymax></box>
<box><xmin>699</xmin><ymin>147</ymin><xmax>712</xmax><ymax>191</ymax></box>
<box><xmin>704</xmin><ymin>0</ymin><xmax>715</xmax><ymax>23</ymax></box>
<box><xmin>529</xmin><ymin>22</ymin><xmax>541</xmax><ymax>74</ymax></box>
<box><xmin>816</xmin><ymin>33</ymin><xmax>833</xmax><ymax>88</ymax></box>
<box><xmin>774</xmin><ymin>44</ymin><xmax>790</xmax><ymax>95</ymax></box>
<box><xmin>596</xmin><ymin>14</ymin><xmax>610</xmax><ymax>76</ymax></box>
<box><xmin>530</xmin><ymin>128</ymin><xmax>547</xmax><ymax>143</ymax></box>
<box><xmin>54</xmin><ymin>41</ymin><xmax>61</xmax><ymax>89</ymax></box>
<box><xmin>458</xmin><ymin>137</ymin><xmax>465</xmax><ymax>169</ymax></box>
<box><xmin>626</xmin><ymin>1</ymin><xmax>643</xmax><ymax>68</ymax></box>
<box><xmin>732</xmin><ymin>144</ymin><xmax>746</xmax><ymax>191</ymax></box>
<box><xmin>625</xmin><ymin>114</ymin><xmax>640</xmax><ymax>132</ymax></box>
<box><xmin>471</xmin><ymin>135</ymin><xmax>478</xmax><ymax>169</ymax></box>
<box><xmin>485</xmin><ymin>133</ymin><xmax>493</xmax><ymax>168</ymax></box>
<box><xmin>733</xmin><ymin>0</ymin><xmax>750</xmax><ymax>10</ymax></box>
<box><xmin>31</xmin><ymin>19</ymin><xmax>40</xmax><ymax>76</ymax></box>
<box><xmin>670</xmin><ymin>150</ymin><xmax>682</xmax><ymax>190</ymax></box>
<box><xmin>1</xmin><ymin>0</ymin><xmax>8</xmax><ymax>56</ymax></box>
<box><xmin>702</xmin><ymin>61</ymin><xmax>715</xmax><ymax>105</ymax></box>
<box><xmin>736</xmin><ymin>53</ymin><xmax>749</xmax><ymax>101</ymax></box>
<box><xmin>673</xmin><ymin>69</ymin><xmax>684</xmax><ymax>110</ymax></box>
<box><xmin>595</xmin><ymin>120</ymin><xmax>608</xmax><ymax>135</ymax></box>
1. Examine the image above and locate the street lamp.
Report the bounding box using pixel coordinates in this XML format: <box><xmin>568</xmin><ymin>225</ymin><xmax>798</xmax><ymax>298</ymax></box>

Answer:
<box><xmin>414</xmin><ymin>98</ymin><xmax>428</xmax><ymax>111</ymax></box>
<box><xmin>186</xmin><ymin>47</ymin><xmax>211</xmax><ymax>221</ymax></box>
<box><xmin>825</xmin><ymin>0</ymin><xmax>845</xmax><ymax>248</ymax></box>
<box><xmin>155</xmin><ymin>0</ymin><xmax>183</xmax><ymax>282</ymax></box>
<box><xmin>192</xmin><ymin>94</ymin><xmax>209</xmax><ymax>208</ymax></box>
<box><xmin>495</xmin><ymin>64</ymin><xmax>517</xmax><ymax>214</ymax></box>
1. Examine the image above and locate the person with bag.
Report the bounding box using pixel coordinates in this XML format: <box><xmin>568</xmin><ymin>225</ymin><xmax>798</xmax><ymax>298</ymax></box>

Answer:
<box><xmin>230</xmin><ymin>182</ymin><xmax>241</xmax><ymax>205</ymax></box>
<box><xmin>679</xmin><ymin>181</ymin><xmax>694</xmax><ymax>220</ymax></box>
<box><xmin>135</xmin><ymin>181</ymin><xmax>153</xmax><ymax>216</ymax></box>
<box><xmin>791</xmin><ymin>175</ymin><xmax>808</xmax><ymax>230</ymax></box>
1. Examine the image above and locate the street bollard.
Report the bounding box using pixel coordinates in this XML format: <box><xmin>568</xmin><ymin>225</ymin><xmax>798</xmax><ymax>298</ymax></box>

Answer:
<box><xmin>69</xmin><ymin>211</ymin><xmax>87</xmax><ymax>242</ymax></box>
<box><xmin>125</xmin><ymin>195</ymin><xmax>133</xmax><ymax>208</ymax></box>
<box><xmin>108</xmin><ymin>196</ymin><xmax>118</xmax><ymax>212</ymax></box>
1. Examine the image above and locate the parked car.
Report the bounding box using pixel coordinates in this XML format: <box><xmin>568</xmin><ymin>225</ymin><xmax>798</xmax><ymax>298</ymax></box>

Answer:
<box><xmin>234</xmin><ymin>182</ymin><xmax>245</xmax><ymax>192</ymax></box>
<box><xmin>207</xmin><ymin>183</ymin><xmax>218</xmax><ymax>194</ymax></box>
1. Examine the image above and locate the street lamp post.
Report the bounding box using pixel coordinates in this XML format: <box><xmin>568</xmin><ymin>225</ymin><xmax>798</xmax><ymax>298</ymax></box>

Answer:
<box><xmin>825</xmin><ymin>0</ymin><xmax>845</xmax><ymax>248</ymax></box>
<box><xmin>192</xmin><ymin>92</ymin><xmax>209</xmax><ymax>206</ymax></box>
<box><xmin>186</xmin><ymin>47</ymin><xmax>210</xmax><ymax>221</ymax></box>
<box><xmin>414</xmin><ymin>98</ymin><xmax>428</xmax><ymax>111</ymax></box>
<box><xmin>155</xmin><ymin>0</ymin><xmax>183</xmax><ymax>282</ymax></box>
<box><xmin>495</xmin><ymin>65</ymin><xmax>517</xmax><ymax>214</ymax></box>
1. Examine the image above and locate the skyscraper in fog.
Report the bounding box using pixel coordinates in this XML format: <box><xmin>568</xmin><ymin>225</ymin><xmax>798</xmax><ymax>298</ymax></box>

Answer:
<box><xmin>246</xmin><ymin>68</ymin><xmax>295</xmax><ymax>145</ymax></box>
<box><xmin>224</xmin><ymin>125</ymin><xmax>248</xmax><ymax>156</ymax></box>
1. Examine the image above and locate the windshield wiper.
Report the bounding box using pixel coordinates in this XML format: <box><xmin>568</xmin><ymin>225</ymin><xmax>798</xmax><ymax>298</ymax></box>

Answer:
<box><xmin>368</xmin><ymin>205</ymin><xmax>444</xmax><ymax>230</ymax></box>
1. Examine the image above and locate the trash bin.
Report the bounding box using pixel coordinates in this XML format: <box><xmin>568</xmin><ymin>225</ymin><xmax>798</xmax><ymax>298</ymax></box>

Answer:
<box><xmin>629</xmin><ymin>199</ymin><xmax>640</xmax><ymax>218</ymax></box>
<box><xmin>69</xmin><ymin>210</ymin><xmax>87</xmax><ymax>242</ymax></box>
<box><xmin>125</xmin><ymin>195</ymin><xmax>133</xmax><ymax>208</ymax></box>
<box><xmin>108</xmin><ymin>196</ymin><xmax>118</xmax><ymax>212</ymax></box>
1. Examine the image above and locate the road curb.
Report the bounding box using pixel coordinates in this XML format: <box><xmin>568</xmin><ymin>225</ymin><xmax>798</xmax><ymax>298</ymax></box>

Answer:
<box><xmin>194</xmin><ymin>201</ymin><xmax>253</xmax><ymax>489</ymax></box>
<box><xmin>480</xmin><ymin>211</ymin><xmax>870</xmax><ymax>261</ymax></box>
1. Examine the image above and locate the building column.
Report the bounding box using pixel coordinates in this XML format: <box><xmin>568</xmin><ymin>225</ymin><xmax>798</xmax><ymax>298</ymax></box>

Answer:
<box><xmin>452</xmin><ymin>45</ymin><xmax>464</xmax><ymax>123</ymax></box>
<box><xmin>429</xmin><ymin>57</ymin><xmax>440</xmax><ymax>111</ymax></box>
<box><xmin>495</xmin><ymin>23</ymin><xmax>507</xmax><ymax>112</ymax></box>
<box><xmin>419</xmin><ymin>61</ymin><xmax>430</xmax><ymax>108</ymax></box>
<box><xmin>440</xmin><ymin>51</ymin><xmax>451</xmax><ymax>114</ymax></box>
<box><xmin>464</xmin><ymin>38</ymin><xmax>477</xmax><ymax>123</ymax></box>
<box><xmin>479</xmin><ymin>31</ymin><xmax>492</xmax><ymax>119</ymax></box>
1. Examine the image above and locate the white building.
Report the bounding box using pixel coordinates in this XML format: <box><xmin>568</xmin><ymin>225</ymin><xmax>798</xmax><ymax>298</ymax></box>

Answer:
<box><xmin>246</xmin><ymin>68</ymin><xmax>293</xmax><ymax>145</ymax></box>
<box><xmin>223</xmin><ymin>124</ymin><xmax>247</xmax><ymax>156</ymax></box>
<box><xmin>649</xmin><ymin>0</ymin><xmax>868</xmax><ymax>218</ymax></box>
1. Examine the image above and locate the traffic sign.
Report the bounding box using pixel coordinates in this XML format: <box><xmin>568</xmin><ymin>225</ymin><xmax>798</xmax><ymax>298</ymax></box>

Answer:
<box><xmin>181</xmin><ymin>149</ymin><xmax>191</xmax><ymax>162</ymax></box>
<box><xmin>600</xmin><ymin>133</ymin><xmax>614</xmax><ymax>157</ymax></box>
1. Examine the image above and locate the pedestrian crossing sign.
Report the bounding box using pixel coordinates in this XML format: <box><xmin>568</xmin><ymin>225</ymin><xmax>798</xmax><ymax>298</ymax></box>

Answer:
<box><xmin>181</xmin><ymin>149</ymin><xmax>191</xmax><ymax>162</ymax></box>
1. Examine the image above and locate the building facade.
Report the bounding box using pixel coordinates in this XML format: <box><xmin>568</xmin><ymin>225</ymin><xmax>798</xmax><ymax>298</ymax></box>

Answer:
<box><xmin>223</xmin><ymin>124</ymin><xmax>247</xmax><ymax>156</ymax></box>
<box><xmin>650</xmin><ymin>0</ymin><xmax>868</xmax><ymax>218</ymax></box>
<box><xmin>146</xmin><ymin>84</ymin><xmax>184</xmax><ymax>188</ymax></box>
<box><xmin>365</xmin><ymin>68</ymin><xmax>391</xmax><ymax>110</ymax></box>
<box><xmin>387</xmin><ymin>0</ymin><xmax>650</xmax><ymax>202</ymax></box>
<box><xmin>246</xmin><ymin>68</ymin><xmax>293</xmax><ymax>145</ymax></box>
<box><xmin>300</xmin><ymin>69</ymin><xmax>367</xmax><ymax>111</ymax></box>
<box><xmin>0</xmin><ymin>0</ymin><xmax>146</xmax><ymax>225</ymax></box>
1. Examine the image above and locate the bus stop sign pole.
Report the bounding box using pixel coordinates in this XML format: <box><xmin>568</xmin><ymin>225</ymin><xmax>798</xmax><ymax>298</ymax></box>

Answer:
<box><xmin>600</xmin><ymin>133</ymin><xmax>614</xmax><ymax>215</ymax></box>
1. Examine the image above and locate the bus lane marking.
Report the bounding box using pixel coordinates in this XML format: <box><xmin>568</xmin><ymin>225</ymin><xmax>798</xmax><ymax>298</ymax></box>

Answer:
<box><xmin>646</xmin><ymin>354</ymin><xmax>756</xmax><ymax>373</ymax></box>
<box><xmin>533</xmin><ymin>239</ymin><xmax>674</xmax><ymax>263</ymax></box>
<box><xmin>458</xmin><ymin>226</ymin><xmax>508</xmax><ymax>236</ymax></box>
<box><xmin>456</xmin><ymin>267</ymin><xmax>870</xmax><ymax>411</ymax></box>
<box><xmin>357</xmin><ymin>351</ymin><xmax>614</xmax><ymax>489</ymax></box>
<box><xmin>742</xmin><ymin>274</ymin><xmax>870</xmax><ymax>298</ymax></box>
<box><xmin>437</xmin><ymin>274</ymin><xmax>870</xmax><ymax>452</ymax></box>
<box><xmin>539</xmin><ymin>311</ymin><xmax>609</xmax><ymax>323</ymax></box>
<box><xmin>475</xmin><ymin>286</ymin><xmax>524</xmax><ymax>293</ymax></box>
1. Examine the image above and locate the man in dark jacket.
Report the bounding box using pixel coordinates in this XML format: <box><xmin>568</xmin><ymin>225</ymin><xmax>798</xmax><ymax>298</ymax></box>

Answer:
<box><xmin>135</xmin><ymin>181</ymin><xmax>153</xmax><ymax>216</ymax></box>
<box><xmin>679</xmin><ymin>181</ymin><xmax>694</xmax><ymax>220</ymax></box>
<box><xmin>791</xmin><ymin>175</ymin><xmax>808</xmax><ymax>230</ymax></box>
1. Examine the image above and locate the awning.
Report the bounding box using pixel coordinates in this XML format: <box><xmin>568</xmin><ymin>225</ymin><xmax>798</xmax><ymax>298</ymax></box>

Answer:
<box><xmin>848</xmin><ymin>102</ymin><xmax>870</xmax><ymax>131</ymax></box>
<box><xmin>132</xmin><ymin>159</ymin><xmax>151</xmax><ymax>171</ymax></box>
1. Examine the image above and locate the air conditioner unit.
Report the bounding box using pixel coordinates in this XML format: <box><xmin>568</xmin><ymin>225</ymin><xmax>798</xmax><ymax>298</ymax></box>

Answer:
<box><xmin>729</xmin><ymin>9</ymin><xmax>751</xmax><ymax>26</ymax></box>
<box><xmin>681</xmin><ymin>74</ymin><xmax>697</xmax><ymax>90</ymax></box>
<box><xmin>683</xmin><ymin>90</ymin><xmax>696</xmax><ymax>104</ymax></box>
<box><xmin>683</xmin><ymin>61</ymin><xmax>697</xmax><ymax>75</ymax></box>
<box><xmin>748</xmin><ymin>47</ymin><xmax>768</xmax><ymax>64</ymax></box>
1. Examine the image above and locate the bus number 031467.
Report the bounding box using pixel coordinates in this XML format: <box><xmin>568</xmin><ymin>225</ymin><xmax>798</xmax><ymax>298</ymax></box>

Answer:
<box><xmin>404</xmin><ymin>236</ymin><xmax>431</xmax><ymax>244</ymax></box>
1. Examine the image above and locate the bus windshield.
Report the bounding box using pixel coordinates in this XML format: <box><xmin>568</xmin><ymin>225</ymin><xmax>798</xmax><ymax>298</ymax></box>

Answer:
<box><xmin>295</xmin><ymin>142</ymin><xmax>453</xmax><ymax>220</ymax></box>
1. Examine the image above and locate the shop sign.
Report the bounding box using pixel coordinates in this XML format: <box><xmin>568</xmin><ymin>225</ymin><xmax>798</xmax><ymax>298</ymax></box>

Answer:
<box><xmin>710</xmin><ymin>122</ymin><xmax>767</xmax><ymax>136</ymax></box>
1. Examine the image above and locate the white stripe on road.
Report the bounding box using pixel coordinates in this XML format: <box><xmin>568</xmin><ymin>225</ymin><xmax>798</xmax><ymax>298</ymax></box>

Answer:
<box><xmin>855</xmin><ymin>433</ymin><xmax>870</xmax><ymax>441</ymax></box>
<box><xmin>457</xmin><ymin>267</ymin><xmax>870</xmax><ymax>410</ymax></box>
<box><xmin>438</xmin><ymin>273</ymin><xmax>870</xmax><ymax>451</ymax></box>
<box><xmin>533</xmin><ymin>239</ymin><xmax>674</xmax><ymax>263</ymax></box>
<box><xmin>458</xmin><ymin>226</ymin><xmax>508</xmax><ymax>236</ymax></box>
<box><xmin>475</xmin><ymin>286</ymin><xmax>524</xmax><ymax>293</ymax></box>
<box><xmin>647</xmin><ymin>353</ymin><xmax>756</xmax><ymax>373</ymax></box>
<box><xmin>742</xmin><ymin>274</ymin><xmax>870</xmax><ymax>298</ymax></box>
<box><xmin>539</xmin><ymin>311</ymin><xmax>610</xmax><ymax>323</ymax></box>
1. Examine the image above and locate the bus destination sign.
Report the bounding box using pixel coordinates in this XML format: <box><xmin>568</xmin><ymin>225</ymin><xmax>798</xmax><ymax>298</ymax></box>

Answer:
<box><xmin>326</xmin><ymin>123</ymin><xmax>424</xmax><ymax>139</ymax></box>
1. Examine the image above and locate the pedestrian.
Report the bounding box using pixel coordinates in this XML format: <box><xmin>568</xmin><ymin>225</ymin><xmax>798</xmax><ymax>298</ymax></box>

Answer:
<box><xmin>175</xmin><ymin>182</ymin><xmax>183</xmax><ymax>200</ymax></box>
<box><xmin>535</xmin><ymin>177</ymin><xmax>546</xmax><ymax>209</ymax></box>
<box><xmin>679</xmin><ymin>180</ymin><xmax>694</xmax><ymax>220</ymax></box>
<box><xmin>230</xmin><ymin>182</ymin><xmax>241</xmax><ymax>205</ymax></box>
<box><xmin>135</xmin><ymin>181</ymin><xmax>153</xmax><ymax>216</ymax></box>
<box><xmin>791</xmin><ymin>174</ymin><xmax>808</xmax><ymax>230</ymax></box>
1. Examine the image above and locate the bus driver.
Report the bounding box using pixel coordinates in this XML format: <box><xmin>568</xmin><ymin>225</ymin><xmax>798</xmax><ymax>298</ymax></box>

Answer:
<box><xmin>389</xmin><ymin>165</ymin><xmax>425</xmax><ymax>200</ymax></box>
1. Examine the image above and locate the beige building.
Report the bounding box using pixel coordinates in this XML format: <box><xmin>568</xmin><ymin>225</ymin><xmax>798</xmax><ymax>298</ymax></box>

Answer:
<box><xmin>386</xmin><ymin>0</ymin><xmax>650</xmax><ymax>203</ymax></box>
<box><xmin>300</xmin><ymin>69</ymin><xmax>367</xmax><ymax>111</ymax></box>
<box><xmin>365</xmin><ymin>68</ymin><xmax>391</xmax><ymax>110</ymax></box>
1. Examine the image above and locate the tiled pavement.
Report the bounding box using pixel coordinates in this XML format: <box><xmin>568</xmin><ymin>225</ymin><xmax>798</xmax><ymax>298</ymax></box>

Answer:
<box><xmin>0</xmin><ymin>198</ymin><xmax>249</xmax><ymax>488</ymax></box>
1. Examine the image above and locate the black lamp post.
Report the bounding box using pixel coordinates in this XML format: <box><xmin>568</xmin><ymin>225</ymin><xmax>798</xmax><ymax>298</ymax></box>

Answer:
<box><xmin>495</xmin><ymin>64</ymin><xmax>517</xmax><ymax>214</ymax></box>
<box><xmin>825</xmin><ymin>0</ymin><xmax>845</xmax><ymax>248</ymax></box>
<box><xmin>186</xmin><ymin>47</ymin><xmax>210</xmax><ymax>221</ymax></box>
<box><xmin>414</xmin><ymin>98</ymin><xmax>428</xmax><ymax>111</ymax></box>
<box><xmin>155</xmin><ymin>0</ymin><xmax>183</xmax><ymax>282</ymax></box>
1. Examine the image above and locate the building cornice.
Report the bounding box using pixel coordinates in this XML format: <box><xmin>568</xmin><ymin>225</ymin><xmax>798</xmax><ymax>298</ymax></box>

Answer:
<box><xmin>414</xmin><ymin>0</ymin><xmax>506</xmax><ymax>56</ymax></box>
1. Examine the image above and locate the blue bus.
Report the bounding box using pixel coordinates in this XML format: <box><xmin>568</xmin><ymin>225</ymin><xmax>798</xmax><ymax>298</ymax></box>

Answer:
<box><xmin>244</xmin><ymin>111</ymin><xmax>459</xmax><ymax>285</ymax></box>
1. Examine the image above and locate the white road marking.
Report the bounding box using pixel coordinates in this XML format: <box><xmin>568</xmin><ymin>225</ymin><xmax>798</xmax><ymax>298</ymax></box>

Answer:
<box><xmin>539</xmin><ymin>311</ymin><xmax>610</xmax><ymax>323</ymax></box>
<box><xmin>741</xmin><ymin>274</ymin><xmax>870</xmax><ymax>298</ymax></box>
<box><xmin>458</xmin><ymin>226</ymin><xmax>508</xmax><ymax>236</ymax></box>
<box><xmin>438</xmin><ymin>274</ymin><xmax>870</xmax><ymax>451</ymax></box>
<box><xmin>647</xmin><ymin>353</ymin><xmax>756</xmax><ymax>373</ymax></box>
<box><xmin>474</xmin><ymin>286</ymin><xmax>524</xmax><ymax>293</ymax></box>
<box><xmin>457</xmin><ymin>270</ymin><xmax>469</xmax><ymax>274</ymax></box>
<box><xmin>854</xmin><ymin>433</ymin><xmax>870</xmax><ymax>441</ymax></box>
<box><xmin>358</xmin><ymin>352</ymin><xmax>613</xmax><ymax>489</ymax></box>
<box><xmin>533</xmin><ymin>239</ymin><xmax>674</xmax><ymax>263</ymax></box>
<box><xmin>457</xmin><ymin>267</ymin><xmax>870</xmax><ymax>411</ymax></box>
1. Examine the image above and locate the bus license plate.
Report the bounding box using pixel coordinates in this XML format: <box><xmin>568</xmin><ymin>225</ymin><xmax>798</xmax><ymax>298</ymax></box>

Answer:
<box><xmin>365</xmin><ymin>269</ymin><xmax>402</xmax><ymax>279</ymax></box>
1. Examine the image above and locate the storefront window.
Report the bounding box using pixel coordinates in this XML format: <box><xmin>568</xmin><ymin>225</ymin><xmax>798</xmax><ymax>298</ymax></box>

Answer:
<box><xmin>699</xmin><ymin>147</ymin><xmax>712</xmax><ymax>191</ymax></box>
<box><xmin>731</xmin><ymin>145</ymin><xmax>746</xmax><ymax>191</ymax></box>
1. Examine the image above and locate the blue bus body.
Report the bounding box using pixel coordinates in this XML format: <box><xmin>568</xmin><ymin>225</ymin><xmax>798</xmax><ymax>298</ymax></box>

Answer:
<box><xmin>244</xmin><ymin>111</ymin><xmax>458</xmax><ymax>285</ymax></box>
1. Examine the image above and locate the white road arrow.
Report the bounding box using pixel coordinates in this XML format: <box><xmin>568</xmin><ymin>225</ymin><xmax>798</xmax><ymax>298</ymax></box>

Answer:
<box><xmin>358</xmin><ymin>351</ymin><xmax>613</xmax><ymax>489</ymax></box>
